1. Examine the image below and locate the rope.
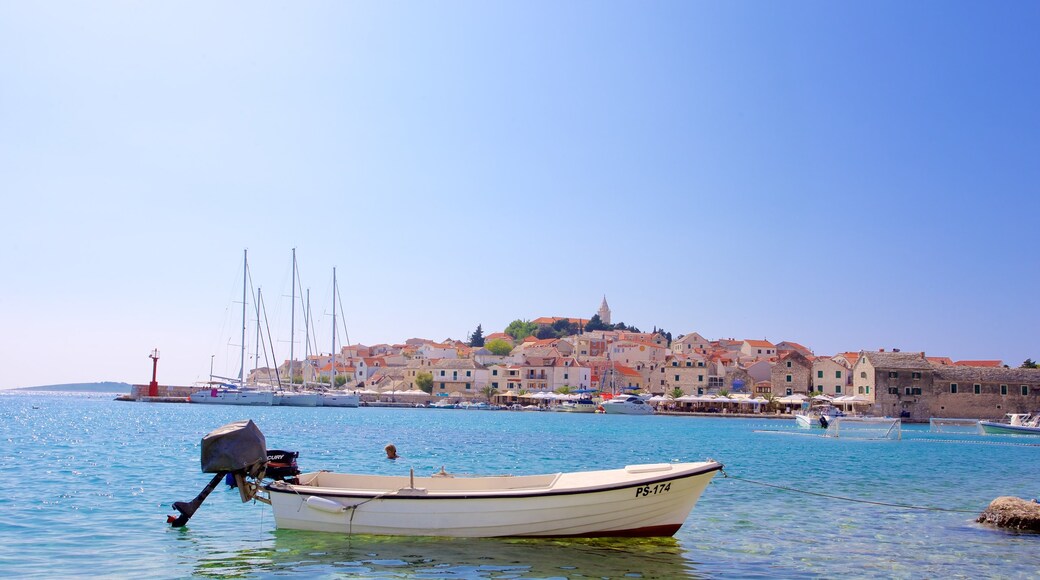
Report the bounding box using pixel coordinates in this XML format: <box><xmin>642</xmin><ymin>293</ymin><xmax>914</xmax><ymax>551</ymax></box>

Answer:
<box><xmin>718</xmin><ymin>468</ymin><xmax>979</xmax><ymax>514</ymax></box>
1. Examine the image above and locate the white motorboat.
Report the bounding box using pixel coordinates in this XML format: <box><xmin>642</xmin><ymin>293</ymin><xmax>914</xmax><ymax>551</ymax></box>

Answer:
<box><xmin>169</xmin><ymin>420</ymin><xmax>722</xmax><ymax>538</ymax></box>
<box><xmin>555</xmin><ymin>399</ymin><xmax>598</xmax><ymax>413</ymax></box>
<box><xmin>320</xmin><ymin>390</ymin><xmax>360</xmax><ymax>408</ymax></box>
<box><xmin>979</xmin><ymin>413</ymin><xmax>1040</xmax><ymax>436</ymax></box>
<box><xmin>794</xmin><ymin>404</ymin><xmax>844</xmax><ymax>428</ymax></box>
<box><xmin>189</xmin><ymin>386</ymin><xmax>274</xmax><ymax>406</ymax></box>
<box><xmin>600</xmin><ymin>394</ymin><xmax>654</xmax><ymax>415</ymax></box>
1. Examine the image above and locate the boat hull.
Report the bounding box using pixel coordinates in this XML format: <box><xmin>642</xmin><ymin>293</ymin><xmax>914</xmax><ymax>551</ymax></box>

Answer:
<box><xmin>978</xmin><ymin>421</ymin><xmax>1040</xmax><ymax>436</ymax></box>
<box><xmin>320</xmin><ymin>393</ymin><xmax>360</xmax><ymax>408</ymax></box>
<box><xmin>189</xmin><ymin>390</ymin><xmax>274</xmax><ymax>406</ymax></box>
<box><xmin>265</xmin><ymin>462</ymin><xmax>720</xmax><ymax>537</ymax></box>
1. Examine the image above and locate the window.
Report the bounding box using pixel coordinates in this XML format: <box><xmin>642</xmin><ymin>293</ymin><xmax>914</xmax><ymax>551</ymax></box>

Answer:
<box><xmin>440</xmin><ymin>382</ymin><xmax>446</xmax><ymax>389</ymax></box>
<box><xmin>911</xmin><ymin>388</ymin><xmax>921</xmax><ymax>395</ymax></box>
<box><xmin>817</xmin><ymin>370</ymin><xmax>824</xmax><ymax>379</ymax></box>
<box><xmin>786</xmin><ymin>361</ymin><xmax>792</xmax><ymax>368</ymax></box>
<box><xmin>491</xmin><ymin>382</ymin><xmax>499</xmax><ymax>388</ymax></box>
<box><xmin>698</xmin><ymin>374</ymin><xmax>703</xmax><ymax>382</ymax></box>
<box><xmin>1001</xmin><ymin>384</ymin><xmax>1008</xmax><ymax>395</ymax></box>
<box><xmin>836</xmin><ymin>371</ymin><xmax>842</xmax><ymax>379</ymax></box>
<box><xmin>889</xmin><ymin>387</ymin><xmax>898</xmax><ymax>394</ymax></box>
<box><xmin>1023</xmin><ymin>385</ymin><xmax>1030</xmax><ymax>396</ymax></box>
<box><xmin>674</xmin><ymin>375</ymin><xmax>680</xmax><ymax>382</ymax></box>
<box><xmin>974</xmin><ymin>384</ymin><xmax>981</xmax><ymax>395</ymax></box>
<box><xmin>904</xmin><ymin>387</ymin><xmax>912</xmax><ymax>395</ymax></box>
<box><xmin>858</xmin><ymin>386</ymin><xmax>864</xmax><ymax>394</ymax></box>
<box><xmin>786</xmin><ymin>388</ymin><xmax>792</xmax><ymax>396</ymax></box>
<box><xmin>912</xmin><ymin>372</ymin><xmax>921</xmax><ymax>380</ymax></box>
<box><xmin>492</xmin><ymin>369</ymin><xmax>498</xmax><ymax>376</ymax></box>
<box><xmin>860</xmin><ymin>371</ymin><xmax>867</xmax><ymax>378</ymax></box>
<box><xmin>786</xmin><ymin>375</ymin><xmax>792</xmax><ymax>383</ymax></box>
<box><xmin>836</xmin><ymin>385</ymin><xmax>842</xmax><ymax>394</ymax></box>
<box><xmin>888</xmin><ymin>371</ymin><xmax>898</xmax><ymax>378</ymax></box>
<box><xmin>466</xmin><ymin>384</ymin><xmax>471</xmax><ymax>390</ymax></box>
<box><xmin>866</xmin><ymin>386</ymin><xmax>870</xmax><ymax>394</ymax></box>
<box><xmin>564</xmin><ymin>373</ymin><xmax>569</xmax><ymax>380</ymax></box>
<box><xmin>951</xmin><ymin>383</ymin><xmax>958</xmax><ymax>394</ymax></box>
<box><xmin>440</xmin><ymin>371</ymin><xmax>445</xmax><ymax>376</ymax></box>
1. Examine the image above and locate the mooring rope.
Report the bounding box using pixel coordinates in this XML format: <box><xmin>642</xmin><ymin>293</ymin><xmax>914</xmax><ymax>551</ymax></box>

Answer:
<box><xmin>718</xmin><ymin>468</ymin><xmax>979</xmax><ymax>513</ymax></box>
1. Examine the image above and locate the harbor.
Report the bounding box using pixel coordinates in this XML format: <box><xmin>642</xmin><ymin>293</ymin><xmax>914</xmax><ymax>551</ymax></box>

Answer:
<box><xmin>4</xmin><ymin>388</ymin><xmax>1039</xmax><ymax>578</ymax></box>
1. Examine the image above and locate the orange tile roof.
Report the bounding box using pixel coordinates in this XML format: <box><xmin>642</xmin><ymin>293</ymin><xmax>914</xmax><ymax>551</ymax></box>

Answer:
<box><xmin>953</xmin><ymin>360</ymin><xmax>1003</xmax><ymax>367</ymax></box>
<box><xmin>744</xmin><ymin>339</ymin><xmax>775</xmax><ymax>348</ymax></box>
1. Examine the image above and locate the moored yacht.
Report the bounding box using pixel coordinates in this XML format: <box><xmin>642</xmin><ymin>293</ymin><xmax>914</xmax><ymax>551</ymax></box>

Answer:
<box><xmin>600</xmin><ymin>394</ymin><xmax>654</xmax><ymax>415</ymax></box>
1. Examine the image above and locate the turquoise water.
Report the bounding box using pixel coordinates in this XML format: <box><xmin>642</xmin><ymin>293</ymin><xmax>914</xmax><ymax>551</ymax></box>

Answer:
<box><xmin>1</xmin><ymin>391</ymin><xmax>1038</xmax><ymax>578</ymax></box>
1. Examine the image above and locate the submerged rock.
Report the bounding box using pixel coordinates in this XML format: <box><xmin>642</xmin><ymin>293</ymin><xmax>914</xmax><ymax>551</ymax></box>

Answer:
<box><xmin>977</xmin><ymin>497</ymin><xmax>1040</xmax><ymax>532</ymax></box>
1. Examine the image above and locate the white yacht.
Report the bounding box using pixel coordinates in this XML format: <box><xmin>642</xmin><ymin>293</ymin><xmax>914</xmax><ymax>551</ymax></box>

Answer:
<box><xmin>600</xmin><ymin>394</ymin><xmax>654</xmax><ymax>415</ymax></box>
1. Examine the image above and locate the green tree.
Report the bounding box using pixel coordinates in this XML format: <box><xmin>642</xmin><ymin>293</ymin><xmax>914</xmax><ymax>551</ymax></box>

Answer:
<box><xmin>334</xmin><ymin>374</ymin><xmax>347</xmax><ymax>387</ymax></box>
<box><xmin>669</xmin><ymin>387</ymin><xmax>685</xmax><ymax>400</ymax></box>
<box><xmin>505</xmin><ymin>319</ymin><xmax>539</xmax><ymax>341</ymax></box>
<box><xmin>415</xmin><ymin>371</ymin><xmax>433</xmax><ymax>394</ymax></box>
<box><xmin>1022</xmin><ymin>359</ymin><xmax>1038</xmax><ymax>369</ymax></box>
<box><xmin>762</xmin><ymin>393</ymin><xmax>779</xmax><ymax>413</ymax></box>
<box><xmin>555</xmin><ymin>385</ymin><xmax>573</xmax><ymax>395</ymax></box>
<box><xmin>585</xmin><ymin>313</ymin><xmax>608</xmax><ymax>332</ymax></box>
<box><xmin>535</xmin><ymin>326</ymin><xmax>557</xmax><ymax>339</ymax></box>
<box><xmin>292</xmin><ymin>373</ymin><xmax>304</xmax><ymax>385</ymax></box>
<box><xmin>481</xmin><ymin>384</ymin><xmax>500</xmax><ymax>403</ymax></box>
<box><xmin>485</xmin><ymin>338</ymin><xmax>513</xmax><ymax>356</ymax></box>
<box><xmin>469</xmin><ymin>324</ymin><xmax>485</xmax><ymax>347</ymax></box>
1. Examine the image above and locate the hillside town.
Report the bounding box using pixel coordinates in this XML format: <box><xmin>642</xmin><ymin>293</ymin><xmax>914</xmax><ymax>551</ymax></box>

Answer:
<box><xmin>241</xmin><ymin>298</ymin><xmax>1040</xmax><ymax>422</ymax></box>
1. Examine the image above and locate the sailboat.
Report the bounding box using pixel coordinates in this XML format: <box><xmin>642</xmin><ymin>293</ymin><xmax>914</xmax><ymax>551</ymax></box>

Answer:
<box><xmin>190</xmin><ymin>250</ymin><xmax>274</xmax><ymax>406</ymax></box>
<box><xmin>271</xmin><ymin>249</ymin><xmax>321</xmax><ymax>407</ymax></box>
<box><xmin>318</xmin><ymin>267</ymin><xmax>360</xmax><ymax>408</ymax></box>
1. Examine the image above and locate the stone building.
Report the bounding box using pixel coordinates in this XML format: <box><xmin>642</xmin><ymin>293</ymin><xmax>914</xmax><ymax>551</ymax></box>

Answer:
<box><xmin>853</xmin><ymin>350</ymin><xmax>933</xmax><ymax>412</ymax></box>
<box><xmin>770</xmin><ymin>351</ymin><xmax>813</xmax><ymax>395</ymax></box>
<box><xmin>926</xmin><ymin>365</ymin><xmax>1040</xmax><ymax>421</ymax></box>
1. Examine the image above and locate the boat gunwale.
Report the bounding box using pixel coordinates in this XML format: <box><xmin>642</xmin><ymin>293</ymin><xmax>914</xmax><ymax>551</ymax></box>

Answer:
<box><xmin>265</xmin><ymin>461</ymin><xmax>722</xmax><ymax>501</ymax></box>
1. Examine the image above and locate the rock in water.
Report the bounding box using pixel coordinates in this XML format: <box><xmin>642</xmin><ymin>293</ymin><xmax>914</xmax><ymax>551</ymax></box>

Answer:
<box><xmin>977</xmin><ymin>497</ymin><xmax>1040</xmax><ymax>532</ymax></box>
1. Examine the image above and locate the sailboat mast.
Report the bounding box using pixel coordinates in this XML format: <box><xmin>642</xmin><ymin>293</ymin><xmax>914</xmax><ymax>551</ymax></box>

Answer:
<box><xmin>289</xmin><ymin>248</ymin><xmax>296</xmax><ymax>387</ymax></box>
<box><xmin>240</xmin><ymin>249</ymin><xmax>248</xmax><ymax>385</ymax></box>
<box><xmin>331</xmin><ymin>267</ymin><xmax>337</xmax><ymax>387</ymax></box>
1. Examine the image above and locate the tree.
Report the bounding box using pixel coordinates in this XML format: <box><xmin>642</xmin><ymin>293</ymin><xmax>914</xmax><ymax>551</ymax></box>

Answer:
<box><xmin>481</xmin><ymin>384</ymin><xmax>499</xmax><ymax>403</ymax></box>
<box><xmin>1022</xmin><ymin>359</ymin><xmax>1038</xmax><ymax>369</ymax></box>
<box><xmin>762</xmin><ymin>393</ymin><xmax>779</xmax><ymax>413</ymax></box>
<box><xmin>585</xmin><ymin>313</ymin><xmax>608</xmax><ymax>332</ymax></box>
<box><xmin>469</xmin><ymin>324</ymin><xmax>485</xmax><ymax>347</ymax></box>
<box><xmin>669</xmin><ymin>387</ymin><xmax>685</xmax><ymax>400</ymax></box>
<box><xmin>485</xmin><ymin>338</ymin><xmax>513</xmax><ymax>356</ymax></box>
<box><xmin>505</xmin><ymin>319</ymin><xmax>539</xmax><ymax>341</ymax></box>
<box><xmin>535</xmin><ymin>326</ymin><xmax>557</xmax><ymax>339</ymax></box>
<box><xmin>555</xmin><ymin>385</ymin><xmax>573</xmax><ymax>395</ymax></box>
<box><xmin>334</xmin><ymin>374</ymin><xmax>347</xmax><ymax>387</ymax></box>
<box><xmin>416</xmin><ymin>371</ymin><xmax>433</xmax><ymax>394</ymax></box>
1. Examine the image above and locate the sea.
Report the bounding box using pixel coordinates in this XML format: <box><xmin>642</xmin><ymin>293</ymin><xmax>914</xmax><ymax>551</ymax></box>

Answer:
<box><xmin>1</xmin><ymin>390</ymin><xmax>1038</xmax><ymax>579</ymax></box>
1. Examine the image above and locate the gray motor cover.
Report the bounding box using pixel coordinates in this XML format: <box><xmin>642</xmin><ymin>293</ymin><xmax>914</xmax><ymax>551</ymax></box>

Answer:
<box><xmin>200</xmin><ymin>420</ymin><xmax>268</xmax><ymax>473</ymax></box>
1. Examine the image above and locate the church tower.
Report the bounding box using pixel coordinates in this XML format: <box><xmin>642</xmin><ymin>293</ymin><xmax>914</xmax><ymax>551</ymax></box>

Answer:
<box><xmin>597</xmin><ymin>295</ymin><xmax>611</xmax><ymax>326</ymax></box>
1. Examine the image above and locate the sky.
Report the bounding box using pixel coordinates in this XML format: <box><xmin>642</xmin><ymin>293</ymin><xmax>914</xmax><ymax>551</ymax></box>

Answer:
<box><xmin>1</xmin><ymin>1</ymin><xmax>1037</xmax><ymax>389</ymax></box>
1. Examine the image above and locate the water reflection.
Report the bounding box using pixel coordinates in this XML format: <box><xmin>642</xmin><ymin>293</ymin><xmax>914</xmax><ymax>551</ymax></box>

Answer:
<box><xmin>249</xmin><ymin>531</ymin><xmax>701</xmax><ymax>579</ymax></box>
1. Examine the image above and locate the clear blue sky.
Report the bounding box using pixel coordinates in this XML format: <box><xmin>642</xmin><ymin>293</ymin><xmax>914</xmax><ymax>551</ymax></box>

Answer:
<box><xmin>1</xmin><ymin>1</ymin><xmax>1037</xmax><ymax>389</ymax></box>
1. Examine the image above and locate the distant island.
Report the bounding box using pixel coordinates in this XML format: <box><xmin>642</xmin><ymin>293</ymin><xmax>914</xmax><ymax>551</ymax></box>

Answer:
<box><xmin>6</xmin><ymin>382</ymin><xmax>132</xmax><ymax>393</ymax></box>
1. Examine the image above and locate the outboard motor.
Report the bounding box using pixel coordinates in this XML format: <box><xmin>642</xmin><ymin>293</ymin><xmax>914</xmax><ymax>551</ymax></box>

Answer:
<box><xmin>819</xmin><ymin>416</ymin><xmax>829</xmax><ymax>429</ymax></box>
<box><xmin>168</xmin><ymin>420</ymin><xmax>269</xmax><ymax>527</ymax></box>
<box><xmin>265</xmin><ymin>449</ymin><xmax>300</xmax><ymax>483</ymax></box>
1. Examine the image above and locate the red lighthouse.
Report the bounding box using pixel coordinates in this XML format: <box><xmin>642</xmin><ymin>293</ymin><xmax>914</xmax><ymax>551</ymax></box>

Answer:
<box><xmin>148</xmin><ymin>349</ymin><xmax>160</xmax><ymax>397</ymax></box>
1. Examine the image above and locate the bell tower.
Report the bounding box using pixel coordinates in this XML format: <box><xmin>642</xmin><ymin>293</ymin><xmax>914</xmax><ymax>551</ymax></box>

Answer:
<box><xmin>598</xmin><ymin>296</ymin><xmax>611</xmax><ymax>326</ymax></box>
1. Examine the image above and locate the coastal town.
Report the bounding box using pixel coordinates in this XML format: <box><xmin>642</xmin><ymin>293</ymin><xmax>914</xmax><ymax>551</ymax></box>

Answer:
<box><xmin>134</xmin><ymin>297</ymin><xmax>1040</xmax><ymax>423</ymax></box>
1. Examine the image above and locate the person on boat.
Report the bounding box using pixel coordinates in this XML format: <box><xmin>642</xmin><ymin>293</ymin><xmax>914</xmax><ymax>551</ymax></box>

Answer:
<box><xmin>385</xmin><ymin>444</ymin><xmax>399</xmax><ymax>460</ymax></box>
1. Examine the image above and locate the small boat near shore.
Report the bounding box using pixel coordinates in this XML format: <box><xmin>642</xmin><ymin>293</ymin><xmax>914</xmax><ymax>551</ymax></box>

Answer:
<box><xmin>978</xmin><ymin>413</ymin><xmax>1040</xmax><ymax>436</ymax></box>
<box><xmin>189</xmin><ymin>385</ymin><xmax>274</xmax><ymax>406</ymax></box>
<box><xmin>600</xmin><ymin>394</ymin><xmax>654</xmax><ymax>415</ymax></box>
<box><xmin>169</xmin><ymin>420</ymin><xmax>722</xmax><ymax>538</ymax></box>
